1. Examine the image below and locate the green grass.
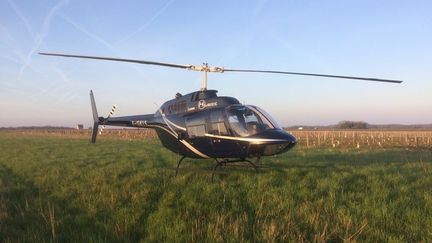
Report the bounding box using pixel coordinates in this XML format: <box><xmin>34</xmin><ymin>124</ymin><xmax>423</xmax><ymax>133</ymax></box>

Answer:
<box><xmin>0</xmin><ymin>133</ymin><xmax>431</xmax><ymax>242</ymax></box>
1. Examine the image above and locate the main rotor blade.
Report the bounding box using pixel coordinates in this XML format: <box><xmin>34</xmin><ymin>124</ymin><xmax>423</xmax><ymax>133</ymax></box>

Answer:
<box><xmin>38</xmin><ymin>52</ymin><xmax>192</xmax><ymax>69</ymax></box>
<box><xmin>39</xmin><ymin>52</ymin><xmax>403</xmax><ymax>83</ymax></box>
<box><xmin>223</xmin><ymin>68</ymin><xmax>403</xmax><ymax>83</ymax></box>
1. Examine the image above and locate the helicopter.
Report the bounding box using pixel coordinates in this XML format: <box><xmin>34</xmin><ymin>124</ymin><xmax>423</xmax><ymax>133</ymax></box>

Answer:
<box><xmin>39</xmin><ymin>52</ymin><xmax>402</xmax><ymax>176</ymax></box>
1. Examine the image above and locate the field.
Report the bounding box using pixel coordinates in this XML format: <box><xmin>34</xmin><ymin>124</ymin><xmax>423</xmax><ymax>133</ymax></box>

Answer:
<box><xmin>1</xmin><ymin>130</ymin><xmax>432</xmax><ymax>242</ymax></box>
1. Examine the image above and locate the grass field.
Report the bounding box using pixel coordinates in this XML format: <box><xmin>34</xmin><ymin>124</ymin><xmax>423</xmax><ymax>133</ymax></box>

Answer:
<box><xmin>1</xmin><ymin>131</ymin><xmax>432</xmax><ymax>242</ymax></box>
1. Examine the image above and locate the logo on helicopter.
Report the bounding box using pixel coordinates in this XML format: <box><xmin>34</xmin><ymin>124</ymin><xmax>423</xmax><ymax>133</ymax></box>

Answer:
<box><xmin>198</xmin><ymin>100</ymin><xmax>218</xmax><ymax>109</ymax></box>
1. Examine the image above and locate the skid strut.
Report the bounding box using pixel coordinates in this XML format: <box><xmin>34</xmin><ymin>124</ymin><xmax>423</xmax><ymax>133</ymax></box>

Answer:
<box><xmin>175</xmin><ymin>155</ymin><xmax>186</xmax><ymax>176</ymax></box>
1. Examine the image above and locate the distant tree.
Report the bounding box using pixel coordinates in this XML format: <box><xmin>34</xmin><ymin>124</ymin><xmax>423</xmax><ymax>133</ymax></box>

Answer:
<box><xmin>338</xmin><ymin>121</ymin><xmax>368</xmax><ymax>129</ymax></box>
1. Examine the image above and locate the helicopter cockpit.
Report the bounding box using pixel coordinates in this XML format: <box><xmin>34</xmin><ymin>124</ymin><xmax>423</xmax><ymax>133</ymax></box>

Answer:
<box><xmin>225</xmin><ymin>105</ymin><xmax>280</xmax><ymax>137</ymax></box>
<box><xmin>185</xmin><ymin>104</ymin><xmax>281</xmax><ymax>138</ymax></box>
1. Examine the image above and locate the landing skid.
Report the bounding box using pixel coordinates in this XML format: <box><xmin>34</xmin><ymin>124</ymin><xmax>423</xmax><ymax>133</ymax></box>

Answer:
<box><xmin>211</xmin><ymin>157</ymin><xmax>261</xmax><ymax>182</ymax></box>
<box><xmin>175</xmin><ymin>156</ymin><xmax>261</xmax><ymax>181</ymax></box>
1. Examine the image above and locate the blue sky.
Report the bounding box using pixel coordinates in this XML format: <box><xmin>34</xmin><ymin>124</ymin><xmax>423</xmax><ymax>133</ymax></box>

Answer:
<box><xmin>1</xmin><ymin>0</ymin><xmax>431</xmax><ymax>127</ymax></box>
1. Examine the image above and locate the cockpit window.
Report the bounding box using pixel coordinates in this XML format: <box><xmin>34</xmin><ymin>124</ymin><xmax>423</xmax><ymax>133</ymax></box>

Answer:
<box><xmin>247</xmin><ymin>105</ymin><xmax>281</xmax><ymax>129</ymax></box>
<box><xmin>226</xmin><ymin>105</ymin><xmax>275</xmax><ymax>137</ymax></box>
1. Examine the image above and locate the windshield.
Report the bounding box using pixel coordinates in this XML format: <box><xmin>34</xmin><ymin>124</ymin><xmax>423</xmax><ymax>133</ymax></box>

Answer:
<box><xmin>226</xmin><ymin>105</ymin><xmax>276</xmax><ymax>137</ymax></box>
<box><xmin>247</xmin><ymin>105</ymin><xmax>281</xmax><ymax>129</ymax></box>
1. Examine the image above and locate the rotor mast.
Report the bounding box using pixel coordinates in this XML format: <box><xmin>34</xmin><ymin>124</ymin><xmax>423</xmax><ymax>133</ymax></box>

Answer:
<box><xmin>186</xmin><ymin>63</ymin><xmax>224</xmax><ymax>90</ymax></box>
<box><xmin>203</xmin><ymin>64</ymin><xmax>208</xmax><ymax>91</ymax></box>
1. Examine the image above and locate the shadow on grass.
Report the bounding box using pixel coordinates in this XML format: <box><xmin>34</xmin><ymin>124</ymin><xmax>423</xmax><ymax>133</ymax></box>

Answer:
<box><xmin>146</xmin><ymin>148</ymin><xmax>428</xmax><ymax>179</ymax></box>
<box><xmin>263</xmin><ymin>148</ymin><xmax>432</xmax><ymax>170</ymax></box>
<box><xmin>0</xmin><ymin>164</ymin><xmax>120</xmax><ymax>242</ymax></box>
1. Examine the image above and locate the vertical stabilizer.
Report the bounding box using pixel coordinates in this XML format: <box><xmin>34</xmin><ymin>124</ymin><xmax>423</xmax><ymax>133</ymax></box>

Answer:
<box><xmin>90</xmin><ymin>90</ymin><xmax>99</xmax><ymax>122</ymax></box>
<box><xmin>90</xmin><ymin>90</ymin><xmax>99</xmax><ymax>143</ymax></box>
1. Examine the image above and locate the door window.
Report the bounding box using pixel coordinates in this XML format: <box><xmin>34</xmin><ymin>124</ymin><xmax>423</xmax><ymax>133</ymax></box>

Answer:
<box><xmin>186</xmin><ymin>114</ymin><xmax>206</xmax><ymax>137</ymax></box>
<box><xmin>208</xmin><ymin>110</ymin><xmax>229</xmax><ymax>135</ymax></box>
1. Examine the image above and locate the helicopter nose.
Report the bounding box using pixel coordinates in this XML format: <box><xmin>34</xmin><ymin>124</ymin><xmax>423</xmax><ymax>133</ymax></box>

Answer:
<box><xmin>249</xmin><ymin>129</ymin><xmax>297</xmax><ymax>156</ymax></box>
<box><xmin>252</xmin><ymin>129</ymin><xmax>296</xmax><ymax>143</ymax></box>
<box><xmin>264</xmin><ymin>130</ymin><xmax>296</xmax><ymax>155</ymax></box>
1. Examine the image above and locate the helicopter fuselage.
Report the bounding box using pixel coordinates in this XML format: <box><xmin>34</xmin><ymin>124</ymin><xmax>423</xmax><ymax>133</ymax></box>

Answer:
<box><xmin>100</xmin><ymin>90</ymin><xmax>297</xmax><ymax>159</ymax></box>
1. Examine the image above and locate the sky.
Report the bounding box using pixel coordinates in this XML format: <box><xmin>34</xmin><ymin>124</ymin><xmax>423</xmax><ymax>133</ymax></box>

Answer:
<box><xmin>1</xmin><ymin>0</ymin><xmax>431</xmax><ymax>127</ymax></box>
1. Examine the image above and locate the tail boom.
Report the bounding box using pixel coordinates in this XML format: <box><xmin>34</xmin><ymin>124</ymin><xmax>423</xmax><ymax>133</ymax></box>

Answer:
<box><xmin>89</xmin><ymin>90</ymin><xmax>155</xmax><ymax>143</ymax></box>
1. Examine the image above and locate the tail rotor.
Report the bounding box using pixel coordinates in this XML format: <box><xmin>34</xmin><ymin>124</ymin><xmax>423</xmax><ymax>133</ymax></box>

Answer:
<box><xmin>98</xmin><ymin>104</ymin><xmax>117</xmax><ymax>135</ymax></box>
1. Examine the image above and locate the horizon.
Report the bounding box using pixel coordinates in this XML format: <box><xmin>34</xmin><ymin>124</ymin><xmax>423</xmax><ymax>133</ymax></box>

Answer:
<box><xmin>1</xmin><ymin>1</ymin><xmax>431</xmax><ymax>127</ymax></box>
<box><xmin>3</xmin><ymin>121</ymin><xmax>432</xmax><ymax>129</ymax></box>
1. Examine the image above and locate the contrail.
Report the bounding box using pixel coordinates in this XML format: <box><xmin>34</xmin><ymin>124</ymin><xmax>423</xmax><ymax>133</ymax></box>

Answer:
<box><xmin>53</xmin><ymin>67</ymin><xmax>79</xmax><ymax>103</ymax></box>
<box><xmin>58</xmin><ymin>13</ymin><xmax>117</xmax><ymax>52</ymax></box>
<box><xmin>57</xmin><ymin>13</ymin><xmax>158</xmax><ymax>91</ymax></box>
<box><xmin>0</xmin><ymin>24</ymin><xmax>44</xmax><ymax>91</ymax></box>
<box><xmin>114</xmin><ymin>0</ymin><xmax>175</xmax><ymax>45</ymax></box>
<box><xmin>0</xmin><ymin>23</ymin><xmax>18</xmax><ymax>46</ymax></box>
<box><xmin>26</xmin><ymin>65</ymin><xmax>73</xmax><ymax>103</ymax></box>
<box><xmin>18</xmin><ymin>0</ymin><xmax>69</xmax><ymax>81</ymax></box>
<box><xmin>271</xmin><ymin>33</ymin><xmax>326</xmax><ymax>71</ymax></box>
<box><xmin>7</xmin><ymin>0</ymin><xmax>34</xmax><ymax>36</ymax></box>
<box><xmin>0</xmin><ymin>24</ymin><xmax>25</xmax><ymax>64</ymax></box>
<box><xmin>53</xmin><ymin>66</ymin><xmax>71</xmax><ymax>84</ymax></box>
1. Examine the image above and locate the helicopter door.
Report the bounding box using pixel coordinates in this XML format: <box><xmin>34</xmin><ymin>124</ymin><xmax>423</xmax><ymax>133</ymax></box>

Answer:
<box><xmin>207</xmin><ymin>109</ymin><xmax>245</xmax><ymax>157</ymax></box>
<box><xmin>185</xmin><ymin>113</ymin><xmax>213</xmax><ymax>156</ymax></box>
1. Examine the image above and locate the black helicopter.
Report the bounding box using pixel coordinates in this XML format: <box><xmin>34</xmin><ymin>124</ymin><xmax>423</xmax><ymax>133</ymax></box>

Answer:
<box><xmin>39</xmin><ymin>52</ymin><xmax>402</xmax><ymax>175</ymax></box>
